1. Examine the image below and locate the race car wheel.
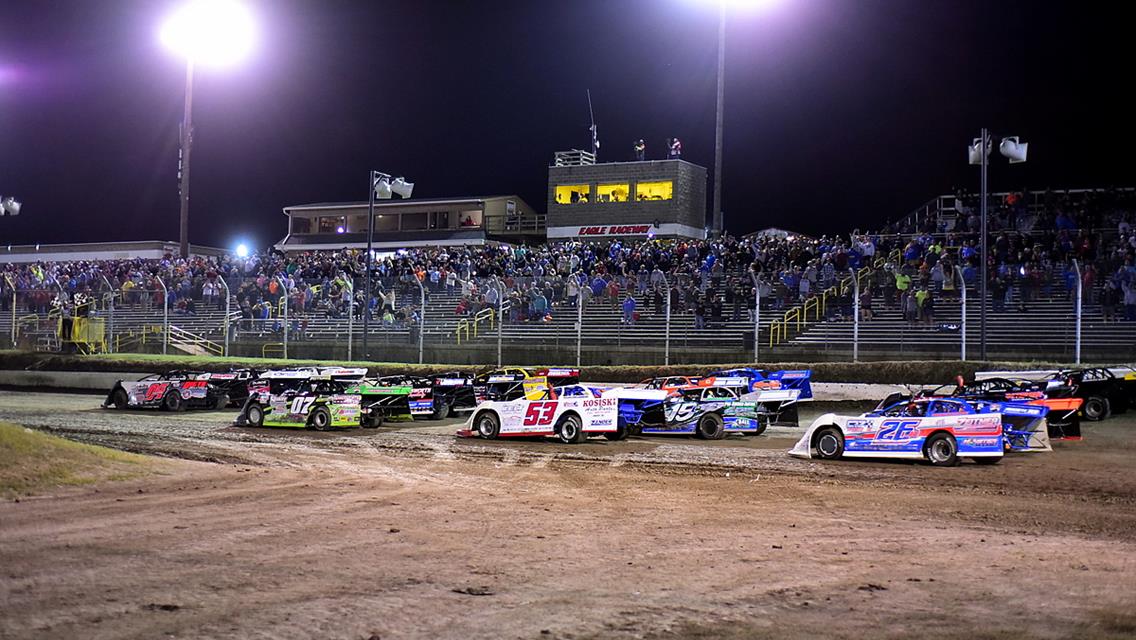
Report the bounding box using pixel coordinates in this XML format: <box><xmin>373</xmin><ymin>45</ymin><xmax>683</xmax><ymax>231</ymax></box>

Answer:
<box><xmin>162</xmin><ymin>391</ymin><xmax>184</xmax><ymax>412</ymax></box>
<box><xmin>111</xmin><ymin>388</ymin><xmax>129</xmax><ymax>410</ymax></box>
<box><xmin>603</xmin><ymin>424</ymin><xmax>630</xmax><ymax>441</ymax></box>
<box><xmin>309</xmin><ymin>406</ymin><xmax>332</xmax><ymax>431</ymax></box>
<box><xmin>556</xmin><ymin>413</ymin><xmax>586</xmax><ymax>444</ymax></box>
<box><xmin>430</xmin><ymin>402</ymin><xmax>451</xmax><ymax>421</ymax></box>
<box><xmin>212</xmin><ymin>393</ymin><xmax>230</xmax><ymax>410</ymax></box>
<box><xmin>924</xmin><ymin>432</ymin><xmax>959</xmax><ymax>467</ymax></box>
<box><xmin>362</xmin><ymin>413</ymin><xmax>383</xmax><ymax>429</ymax></box>
<box><xmin>749</xmin><ymin>417</ymin><xmax>769</xmax><ymax>437</ymax></box>
<box><xmin>972</xmin><ymin>456</ymin><xmax>1002</xmax><ymax>465</ymax></box>
<box><xmin>246</xmin><ymin>403</ymin><xmax>265</xmax><ymax>427</ymax></box>
<box><xmin>475</xmin><ymin>411</ymin><xmax>500</xmax><ymax>439</ymax></box>
<box><xmin>695</xmin><ymin>413</ymin><xmax>725</xmax><ymax>440</ymax></box>
<box><xmin>1083</xmin><ymin>396</ymin><xmax>1110</xmax><ymax>421</ymax></box>
<box><xmin>814</xmin><ymin>427</ymin><xmax>844</xmax><ymax>460</ymax></box>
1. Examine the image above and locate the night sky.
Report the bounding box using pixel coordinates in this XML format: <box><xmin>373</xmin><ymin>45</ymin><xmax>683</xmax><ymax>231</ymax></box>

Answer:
<box><xmin>1</xmin><ymin>0</ymin><xmax>1132</xmax><ymax>250</ymax></box>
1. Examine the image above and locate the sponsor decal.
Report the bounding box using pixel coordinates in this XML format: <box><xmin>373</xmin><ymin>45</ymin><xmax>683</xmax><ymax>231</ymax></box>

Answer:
<box><xmin>591</xmin><ymin>419</ymin><xmax>613</xmax><ymax>427</ymax></box>
<box><xmin>576</xmin><ymin>225</ymin><xmax>653</xmax><ymax>237</ymax></box>
<box><xmin>581</xmin><ymin>398</ymin><xmax>616</xmax><ymax>408</ymax></box>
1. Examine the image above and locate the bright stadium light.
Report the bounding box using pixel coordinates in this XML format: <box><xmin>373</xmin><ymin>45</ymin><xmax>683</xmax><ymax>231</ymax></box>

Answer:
<box><xmin>161</xmin><ymin>0</ymin><xmax>257</xmax><ymax>259</ymax></box>
<box><xmin>235</xmin><ymin>243</ymin><xmax>249</xmax><ymax>258</ymax></box>
<box><xmin>160</xmin><ymin>0</ymin><xmax>257</xmax><ymax>69</ymax></box>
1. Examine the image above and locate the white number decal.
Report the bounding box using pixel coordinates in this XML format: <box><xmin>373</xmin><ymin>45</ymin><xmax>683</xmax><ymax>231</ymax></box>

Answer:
<box><xmin>290</xmin><ymin>397</ymin><xmax>315</xmax><ymax>414</ymax></box>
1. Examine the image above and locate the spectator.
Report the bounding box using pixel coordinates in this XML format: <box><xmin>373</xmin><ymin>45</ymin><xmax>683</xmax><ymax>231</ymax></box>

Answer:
<box><xmin>622</xmin><ymin>294</ymin><xmax>637</xmax><ymax>325</ymax></box>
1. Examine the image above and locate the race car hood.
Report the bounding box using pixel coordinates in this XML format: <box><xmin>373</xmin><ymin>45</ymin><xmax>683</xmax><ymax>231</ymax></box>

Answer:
<box><xmin>741</xmin><ymin>388</ymin><xmax>801</xmax><ymax>405</ymax></box>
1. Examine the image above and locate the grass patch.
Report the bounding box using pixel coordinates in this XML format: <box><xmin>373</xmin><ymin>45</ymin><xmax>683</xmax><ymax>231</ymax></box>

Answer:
<box><xmin>0</xmin><ymin>422</ymin><xmax>152</xmax><ymax>498</ymax></box>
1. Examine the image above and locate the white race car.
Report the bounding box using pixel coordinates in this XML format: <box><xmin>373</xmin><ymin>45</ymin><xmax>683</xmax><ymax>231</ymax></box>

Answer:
<box><xmin>459</xmin><ymin>379</ymin><xmax>668</xmax><ymax>443</ymax></box>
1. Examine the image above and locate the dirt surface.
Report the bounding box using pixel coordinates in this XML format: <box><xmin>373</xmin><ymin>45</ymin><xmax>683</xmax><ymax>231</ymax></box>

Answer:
<box><xmin>1</xmin><ymin>390</ymin><xmax>1135</xmax><ymax>639</ymax></box>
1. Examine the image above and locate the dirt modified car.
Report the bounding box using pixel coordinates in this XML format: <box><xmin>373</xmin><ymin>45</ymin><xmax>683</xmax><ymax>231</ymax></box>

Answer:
<box><xmin>789</xmin><ymin>396</ymin><xmax>1051</xmax><ymax>466</ymax></box>
<box><xmin>239</xmin><ymin>378</ymin><xmax>409</xmax><ymax>430</ymax></box>
<box><xmin>1045</xmin><ymin>367</ymin><xmax>1136</xmax><ymax>421</ymax></box>
<box><xmin>370</xmin><ymin>373</ymin><xmax>476</xmax><ymax>420</ymax></box>
<box><xmin>472</xmin><ymin>367</ymin><xmax>580</xmax><ymax>403</ymax></box>
<box><xmin>104</xmin><ymin>371</ymin><xmax>230</xmax><ymax>411</ymax></box>
<box><xmin>911</xmin><ymin>376</ymin><xmax>1083</xmax><ymax>439</ymax></box>
<box><xmin>459</xmin><ymin>379</ymin><xmax>667</xmax><ymax>443</ymax></box>
<box><xmin>702</xmin><ymin>368</ymin><xmax>813</xmax><ymax>425</ymax></box>
<box><xmin>634</xmin><ymin>384</ymin><xmax>772</xmax><ymax>439</ymax></box>
<box><xmin>196</xmin><ymin>368</ymin><xmax>261</xmax><ymax>406</ymax></box>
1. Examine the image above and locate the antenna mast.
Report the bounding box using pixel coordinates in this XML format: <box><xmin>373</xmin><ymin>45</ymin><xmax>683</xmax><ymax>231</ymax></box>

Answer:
<box><xmin>587</xmin><ymin>89</ymin><xmax>599</xmax><ymax>162</ymax></box>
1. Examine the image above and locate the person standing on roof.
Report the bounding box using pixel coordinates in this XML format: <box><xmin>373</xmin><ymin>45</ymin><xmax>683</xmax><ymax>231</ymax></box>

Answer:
<box><xmin>634</xmin><ymin>139</ymin><xmax>646</xmax><ymax>161</ymax></box>
<box><xmin>668</xmin><ymin>137</ymin><xmax>682</xmax><ymax>159</ymax></box>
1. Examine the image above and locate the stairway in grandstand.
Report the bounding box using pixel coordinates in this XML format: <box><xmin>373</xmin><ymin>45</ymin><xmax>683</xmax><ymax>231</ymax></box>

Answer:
<box><xmin>784</xmin><ymin>288</ymin><xmax>1136</xmax><ymax>361</ymax></box>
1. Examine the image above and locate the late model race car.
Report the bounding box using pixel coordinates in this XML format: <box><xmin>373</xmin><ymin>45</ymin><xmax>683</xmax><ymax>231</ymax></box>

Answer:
<box><xmin>371</xmin><ymin>373</ymin><xmax>476</xmax><ymax>420</ymax></box>
<box><xmin>104</xmin><ymin>371</ymin><xmax>230</xmax><ymax>411</ymax></box>
<box><xmin>911</xmin><ymin>376</ymin><xmax>1083</xmax><ymax>439</ymax></box>
<box><xmin>459</xmin><ymin>379</ymin><xmax>668</xmax><ymax>443</ymax></box>
<box><xmin>239</xmin><ymin>378</ymin><xmax>409</xmax><ymax>430</ymax></box>
<box><xmin>635</xmin><ymin>384</ymin><xmax>771</xmax><ymax>438</ymax></box>
<box><xmin>1045</xmin><ymin>367</ymin><xmax>1136</xmax><ymax>421</ymax></box>
<box><xmin>789</xmin><ymin>396</ymin><xmax>1051</xmax><ymax>466</ymax></box>
<box><xmin>473</xmin><ymin>367</ymin><xmax>580</xmax><ymax>403</ymax></box>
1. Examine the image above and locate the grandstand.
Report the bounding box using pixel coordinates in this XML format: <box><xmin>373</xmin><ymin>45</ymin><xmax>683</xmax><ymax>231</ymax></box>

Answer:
<box><xmin>2</xmin><ymin>186</ymin><xmax>1134</xmax><ymax>364</ymax></box>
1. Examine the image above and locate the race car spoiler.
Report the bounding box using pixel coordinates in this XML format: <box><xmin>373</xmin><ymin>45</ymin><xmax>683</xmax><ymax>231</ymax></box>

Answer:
<box><xmin>766</xmin><ymin>370</ymin><xmax>813</xmax><ymax>400</ymax></box>
<box><xmin>976</xmin><ymin>400</ymin><xmax>1052</xmax><ymax>453</ymax></box>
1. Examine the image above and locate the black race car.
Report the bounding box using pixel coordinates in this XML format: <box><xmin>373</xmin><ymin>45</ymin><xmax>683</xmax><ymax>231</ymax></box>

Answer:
<box><xmin>916</xmin><ymin>376</ymin><xmax>1083</xmax><ymax>439</ymax></box>
<box><xmin>104</xmin><ymin>371</ymin><xmax>230</xmax><ymax>411</ymax></box>
<box><xmin>472</xmin><ymin>367</ymin><xmax>580</xmax><ymax>404</ymax></box>
<box><xmin>198</xmin><ymin>368</ymin><xmax>262</xmax><ymax>406</ymax></box>
<box><xmin>371</xmin><ymin>373</ymin><xmax>476</xmax><ymax>420</ymax></box>
<box><xmin>1047</xmin><ymin>367</ymin><xmax>1136</xmax><ymax>421</ymax></box>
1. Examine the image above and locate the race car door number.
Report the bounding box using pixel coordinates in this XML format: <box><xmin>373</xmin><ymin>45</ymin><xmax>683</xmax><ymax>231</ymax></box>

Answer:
<box><xmin>290</xmin><ymin>397</ymin><xmax>315</xmax><ymax>414</ymax></box>
<box><xmin>523</xmin><ymin>401</ymin><xmax>558</xmax><ymax>427</ymax></box>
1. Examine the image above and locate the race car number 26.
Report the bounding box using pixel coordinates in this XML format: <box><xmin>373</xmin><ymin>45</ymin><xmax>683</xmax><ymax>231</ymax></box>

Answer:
<box><xmin>523</xmin><ymin>401</ymin><xmax>559</xmax><ymax>427</ymax></box>
<box><xmin>876</xmin><ymin>419</ymin><xmax>919</xmax><ymax>440</ymax></box>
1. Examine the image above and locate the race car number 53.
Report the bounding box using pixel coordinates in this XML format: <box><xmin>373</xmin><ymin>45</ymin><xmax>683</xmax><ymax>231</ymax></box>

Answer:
<box><xmin>523</xmin><ymin>401</ymin><xmax>558</xmax><ymax>427</ymax></box>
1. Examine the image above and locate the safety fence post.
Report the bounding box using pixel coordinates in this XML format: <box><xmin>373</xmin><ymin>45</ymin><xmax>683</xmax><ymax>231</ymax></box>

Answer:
<box><xmin>956</xmin><ymin>265</ymin><xmax>967</xmax><ymax>361</ymax></box>
<box><xmin>1073</xmin><ymin>259</ymin><xmax>1082</xmax><ymax>364</ymax></box>
<box><xmin>156</xmin><ymin>276</ymin><xmax>169</xmax><ymax>356</ymax></box>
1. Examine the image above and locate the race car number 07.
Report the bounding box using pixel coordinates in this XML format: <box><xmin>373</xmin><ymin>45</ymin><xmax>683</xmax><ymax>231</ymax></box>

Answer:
<box><xmin>290</xmin><ymin>397</ymin><xmax>315</xmax><ymax>414</ymax></box>
<box><xmin>523</xmin><ymin>401</ymin><xmax>558</xmax><ymax>427</ymax></box>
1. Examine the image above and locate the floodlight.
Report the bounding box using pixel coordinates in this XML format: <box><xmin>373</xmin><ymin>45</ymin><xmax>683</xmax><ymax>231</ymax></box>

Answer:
<box><xmin>968</xmin><ymin>137</ymin><xmax>991</xmax><ymax>165</ymax></box>
<box><xmin>375</xmin><ymin>177</ymin><xmax>392</xmax><ymax>199</ymax></box>
<box><xmin>235</xmin><ymin>243</ymin><xmax>249</xmax><ymax>258</ymax></box>
<box><xmin>160</xmin><ymin>0</ymin><xmax>257</xmax><ymax>68</ymax></box>
<box><xmin>999</xmin><ymin>136</ymin><xmax>1028</xmax><ymax>163</ymax></box>
<box><xmin>391</xmin><ymin>177</ymin><xmax>415</xmax><ymax>199</ymax></box>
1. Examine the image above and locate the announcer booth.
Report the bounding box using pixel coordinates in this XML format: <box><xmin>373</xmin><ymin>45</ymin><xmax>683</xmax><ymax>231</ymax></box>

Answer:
<box><xmin>546</xmin><ymin>150</ymin><xmax>707</xmax><ymax>241</ymax></box>
<box><xmin>275</xmin><ymin>195</ymin><xmax>544</xmax><ymax>252</ymax></box>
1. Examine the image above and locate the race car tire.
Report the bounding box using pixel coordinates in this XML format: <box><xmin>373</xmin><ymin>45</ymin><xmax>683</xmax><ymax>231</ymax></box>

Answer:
<box><xmin>813</xmin><ymin>427</ymin><xmax>844</xmax><ymax>460</ymax></box>
<box><xmin>430</xmin><ymin>402</ymin><xmax>451</xmax><ymax>421</ymax></box>
<box><xmin>163</xmin><ymin>390</ymin><xmax>184</xmax><ymax>412</ymax></box>
<box><xmin>924</xmin><ymin>432</ymin><xmax>959</xmax><ymax>467</ymax></box>
<box><xmin>246</xmin><ymin>403</ymin><xmax>265</xmax><ymax>427</ymax></box>
<box><xmin>749</xmin><ymin>417</ymin><xmax>769</xmax><ymax>437</ymax></box>
<box><xmin>362</xmin><ymin>413</ymin><xmax>383</xmax><ymax>429</ymax></box>
<box><xmin>475</xmin><ymin>411</ymin><xmax>500</xmax><ymax>439</ymax></box>
<box><xmin>212</xmin><ymin>394</ymin><xmax>230</xmax><ymax>411</ymax></box>
<box><xmin>309</xmin><ymin>406</ymin><xmax>332</xmax><ymax>431</ymax></box>
<box><xmin>111</xmin><ymin>388</ymin><xmax>129</xmax><ymax>410</ymax></box>
<box><xmin>556</xmin><ymin>413</ymin><xmax>586</xmax><ymax>444</ymax></box>
<box><xmin>972</xmin><ymin>456</ymin><xmax>1002</xmax><ymax>465</ymax></box>
<box><xmin>603</xmin><ymin>424</ymin><xmax>630</xmax><ymax>441</ymax></box>
<box><xmin>1083</xmin><ymin>396</ymin><xmax>1110</xmax><ymax>421</ymax></box>
<box><xmin>695</xmin><ymin>413</ymin><xmax>725</xmax><ymax>440</ymax></box>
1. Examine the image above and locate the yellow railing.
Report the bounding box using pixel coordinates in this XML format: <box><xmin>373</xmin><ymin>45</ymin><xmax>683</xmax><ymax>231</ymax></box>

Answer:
<box><xmin>767</xmin><ymin>248</ymin><xmax>900</xmax><ymax>349</ymax></box>
<box><xmin>262</xmin><ymin>343</ymin><xmax>285</xmax><ymax>358</ymax></box>
<box><xmin>455</xmin><ymin>306</ymin><xmax>498</xmax><ymax>344</ymax></box>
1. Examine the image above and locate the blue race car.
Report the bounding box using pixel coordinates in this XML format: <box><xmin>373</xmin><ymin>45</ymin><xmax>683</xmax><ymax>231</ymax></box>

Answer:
<box><xmin>790</xmin><ymin>396</ymin><xmax>1052</xmax><ymax>466</ymax></box>
<box><xmin>703</xmin><ymin>368</ymin><xmax>813</xmax><ymax>425</ymax></box>
<box><xmin>631</xmin><ymin>384</ymin><xmax>772</xmax><ymax>439</ymax></box>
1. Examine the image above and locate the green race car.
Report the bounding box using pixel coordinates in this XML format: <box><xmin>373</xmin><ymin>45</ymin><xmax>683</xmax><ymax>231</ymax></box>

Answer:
<box><xmin>241</xmin><ymin>379</ymin><xmax>411</xmax><ymax>430</ymax></box>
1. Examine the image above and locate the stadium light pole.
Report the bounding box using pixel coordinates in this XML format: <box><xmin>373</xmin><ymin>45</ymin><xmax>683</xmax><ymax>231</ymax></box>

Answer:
<box><xmin>699</xmin><ymin>0</ymin><xmax>780</xmax><ymax>236</ymax></box>
<box><xmin>968</xmin><ymin>129</ymin><xmax>1028</xmax><ymax>361</ymax></box>
<box><xmin>362</xmin><ymin>172</ymin><xmax>412</xmax><ymax>360</ymax></box>
<box><xmin>160</xmin><ymin>0</ymin><xmax>256</xmax><ymax>259</ymax></box>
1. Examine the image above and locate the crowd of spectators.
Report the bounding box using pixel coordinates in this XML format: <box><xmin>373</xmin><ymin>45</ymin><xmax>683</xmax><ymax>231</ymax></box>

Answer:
<box><xmin>3</xmin><ymin>188</ymin><xmax>1136</xmax><ymax>334</ymax></box>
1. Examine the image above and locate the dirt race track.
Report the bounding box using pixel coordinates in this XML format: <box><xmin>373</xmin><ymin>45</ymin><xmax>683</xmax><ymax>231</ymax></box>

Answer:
<box><xmin>2</xmin><ymin>390</ymin><xmax>1136</xmax><ymax>640</ymax></box>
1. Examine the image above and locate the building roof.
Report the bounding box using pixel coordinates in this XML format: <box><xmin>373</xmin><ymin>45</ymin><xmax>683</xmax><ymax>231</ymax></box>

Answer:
<box><xmin>283</xmin><ymin>196</ymin><xmax>516</xmax><ymax>212</ymax></box>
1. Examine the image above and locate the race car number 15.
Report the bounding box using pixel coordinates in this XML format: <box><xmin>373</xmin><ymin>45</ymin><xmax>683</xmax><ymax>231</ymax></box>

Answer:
<box><xmin>523</xmin><ymin>401</ymin><xmax>558</xmax><ymax>427</ymax></box>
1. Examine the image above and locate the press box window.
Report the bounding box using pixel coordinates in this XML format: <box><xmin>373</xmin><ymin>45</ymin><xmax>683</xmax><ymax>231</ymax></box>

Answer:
<box><xmin>555</xmin><ymin>184</ymin><xmax>591</xmax><ymax>204</ymax></box>
<box><xmin>597</xmin><ymin>184</ymin><xmax>629</xmax><ymax>203</ymax></box>
<box><xmin>636</xmin><ymin>181</ymin><xmax>673</xmax><ymax>201</ymax></box>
